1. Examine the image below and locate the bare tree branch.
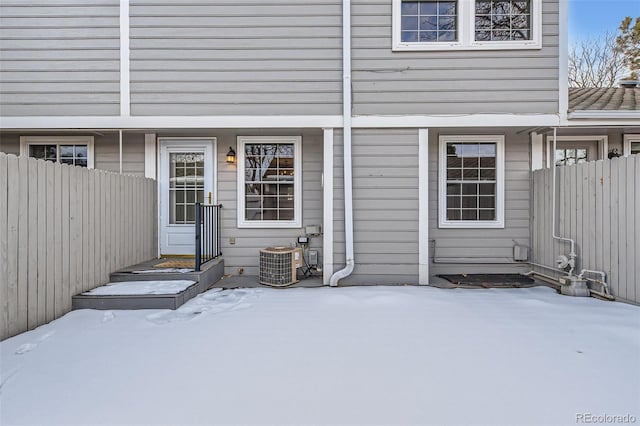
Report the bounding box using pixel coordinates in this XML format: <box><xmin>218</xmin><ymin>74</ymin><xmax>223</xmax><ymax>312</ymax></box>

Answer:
<box><xmin>568</xmin><ymin>31</ymin><xmax>627</xmax><ymax>88</ymax></box>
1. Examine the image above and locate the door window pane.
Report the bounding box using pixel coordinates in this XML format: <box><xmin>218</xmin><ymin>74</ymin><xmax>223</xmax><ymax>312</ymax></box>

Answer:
<box><xmin>169</xmin><ymin>152</ymin><xmax>205</xmax><ymax>224</ymax></box>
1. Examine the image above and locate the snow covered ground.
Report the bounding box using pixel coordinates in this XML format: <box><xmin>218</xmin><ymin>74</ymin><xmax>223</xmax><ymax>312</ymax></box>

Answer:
<box><xmin>82</xmin><ymin>280</ymin><xmax>196</xmax><ymax>296</ymax></box>
<box><xmin>1</xmin><ymin>285</ymin><xmax>639</xmax><ymax>426</ymax></box>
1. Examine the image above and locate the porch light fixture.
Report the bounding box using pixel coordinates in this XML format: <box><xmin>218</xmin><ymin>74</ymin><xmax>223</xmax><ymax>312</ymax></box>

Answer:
<box><xmin>226</xmin><ymin>147</ymin><xmax>236</xmax><ymax>164</ymax></box>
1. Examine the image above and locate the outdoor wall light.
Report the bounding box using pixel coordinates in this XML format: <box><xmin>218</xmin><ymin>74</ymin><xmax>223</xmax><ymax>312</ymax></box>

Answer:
<box><xmin>226</xmin><ymin>147</ymin><xmax>236</xmax><ymax>164</ymax></box>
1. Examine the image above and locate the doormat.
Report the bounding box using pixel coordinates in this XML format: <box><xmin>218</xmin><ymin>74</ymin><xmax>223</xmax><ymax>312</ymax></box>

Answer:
<box><xmin>154</xmin><ymin>260</ymin><xmax>196</xmax><ymax>269</ymax></box>
<box><xmin>437</xmin><ymin>274</ymin><xmax>535</xmax><ymax>288</ymax></box>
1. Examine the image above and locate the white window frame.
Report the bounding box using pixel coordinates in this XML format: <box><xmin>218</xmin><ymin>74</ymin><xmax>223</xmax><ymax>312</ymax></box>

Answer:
<box><xmin>20</xmin><ymin>136</ymin><xmax>95</xmax><ymax>169</ymax></box>
<box><xmin>438</xmin><ymin>134</ymin><xmax>505</xmax><ymax>229</ymax></box>
<box><xmin>237</xmin><ymin>136</ymin><xmax>303</xmax><ymax>229</ymax></box>
<box><xmin>393</xmin><ymin>0</ymin><xmax>542</xmax><ymax>51</ymax></box>
<box><xmin>623</xmin><ymin>134</ymin><xmax>640</xmax><ymax>157</ymax></box>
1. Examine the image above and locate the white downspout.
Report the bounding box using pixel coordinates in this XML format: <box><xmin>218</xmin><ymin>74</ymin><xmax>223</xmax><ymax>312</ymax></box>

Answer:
<box><xmin>551</xmin><ymin>127</ymin><xmax>576</xmax><ymax>274</ymax></box>
<box><xmin>329</xmin><ymin>0</ymin><xmax>354</xmax><ymax>286</ymax></box>
<box><xmin>119</xmin><ymin>129</ymin><xmax>123</xmax><ymax>174</ymax></box>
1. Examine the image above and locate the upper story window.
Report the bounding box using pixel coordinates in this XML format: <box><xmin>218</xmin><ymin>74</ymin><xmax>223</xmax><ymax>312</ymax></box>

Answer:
<box><xmin>237</xmin><ymin>136</ymin><xmax>302</xmax><ymax>229</ymax></box>
<box><xmin>393</xmin><ymin>0</ymin><xmax>542</xmax><ymax>51</ymax></box>
<box><xmin>20</xmin><ymin>136</ymin><xmax>94</xmax><ymax>168</ymax></box>
<box><xmin>400</xmin><ymin>1</ymin><xmax>458</xmax><ymax>43</ymax></box>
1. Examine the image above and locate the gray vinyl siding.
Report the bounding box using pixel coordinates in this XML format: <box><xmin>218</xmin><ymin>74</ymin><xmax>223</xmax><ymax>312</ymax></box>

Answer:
<box><xmin>0</xmin><ymin>1</ymin><xmax>120</xmax><ymax>116</ymax></box>
<box><xmin>216</xmin><ymin>129</ymin><xmax>324</xmax><ymax>276</ymax></box>
<box><xmin>129</xmin><ymin>1</ymin><xmax>342</xmax><ymax>116</ymax></box>
<box><xmin>429</xmin><ymin>128</ymin><xmax>531</xmax><ymax>276</ymax></box>
<box><xmin>94</xmin><ymin>133</ymin><xmax>146</xmax><ymax>175</ymax></box>
<box><xmin>351</xmin><ymin>0</ymin><xmax>560</xmax><ymax>115</ymax></box>
<box><xmin>0</xmin><ymin>134</ymin><xmax>20</xmax><ymax>155</ymax></box>
<box><xmin>333</xmin><ymin>129</ymin><xmax>420</xmax><ymax>285</ymax></box>
<box><xmin>0</xmin><ymin>132</ymin><xmax>145</xmax><ymax>176</ymax></box>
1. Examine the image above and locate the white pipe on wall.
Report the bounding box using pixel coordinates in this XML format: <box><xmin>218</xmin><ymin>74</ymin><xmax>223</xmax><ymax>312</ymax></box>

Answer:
<box><xmin>119</xmin><ymin>129</ymin><xmax>123</xmax><ymax>174</ymax></box>
<box><xmin>551</xmin><ymin>127</ymin><xmax>576</xmax><ymax>274</ymax></box>
<box><xmin>329</xmin><ymin>0</ymin><xmax>354</xmax><ymax>287</ymax></box>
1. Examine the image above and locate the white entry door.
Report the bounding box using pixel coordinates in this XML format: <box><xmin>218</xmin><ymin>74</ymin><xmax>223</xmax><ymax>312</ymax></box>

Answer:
<box><xmin>159</xmin><ymin>138</ymin><xmax>216</xmax><ymax>255</ymax></box>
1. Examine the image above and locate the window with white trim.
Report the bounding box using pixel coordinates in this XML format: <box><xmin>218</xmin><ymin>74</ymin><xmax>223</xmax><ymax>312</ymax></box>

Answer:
<box><xmin>393</xmin><ymin>0</ymin><xmax>541</xmax><ymax>51</ymax></box>
<box><xmin>237</xmin><ymin>136</ymin><xmax>302</xmax><ymax>228</ymax></box>
<box><xmin>623</xmin><ymin>134</ymin><xmax>640</xmax><ymax>156</ymax></box>
<box><xmin>439</xmin><ymin>135</ymin><xmax>505</xmax><ymax>228</ymax></box>
<box><xmin>20</xmin><ymin>136</ymin><xmax>95</xmax><ymax>168</ymax></box>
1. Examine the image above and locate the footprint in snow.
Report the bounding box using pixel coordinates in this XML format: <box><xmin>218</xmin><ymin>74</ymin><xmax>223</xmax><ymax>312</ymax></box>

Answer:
<box><xmin>15</xmin><ymin>343</ymin><xmax>37</xmax><ymax>355</ymax></box>
<box><xmin>14</xmin><ymin>331</ymin><xmax>55</xmax><ymax>355</ymax></box>
<box><xmin>102</xmin><ymin>311</ymin><xmax>116</xmax><ymax>323</ymax></box>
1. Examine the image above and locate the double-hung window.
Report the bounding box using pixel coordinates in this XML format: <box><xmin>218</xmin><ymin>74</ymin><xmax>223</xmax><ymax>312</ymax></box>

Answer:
<box><xmin>20</xmin><ymin>136</ymin><xmax>94</xmax><ymax>168</ymax></box>
<box><xmin>439</xmin><ymin>135</ymin><xmax>505</xmax><ymax>228</ymax></box>
<box><xmin>237</xmin><ymin>136</ymin><xmax>302</xmax><ymax>228</ymax></box>
<box><xmin>393</xmin><ymin>0</ymin><xmax>542</xmax><ymax>50</ymax></box>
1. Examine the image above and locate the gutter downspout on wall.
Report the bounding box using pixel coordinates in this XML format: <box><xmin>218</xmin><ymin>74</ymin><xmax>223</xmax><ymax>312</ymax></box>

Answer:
<box><xmin>329</xmin><ymin>0</ymin><xmax>354</xmax><ymax>286</ymax></box>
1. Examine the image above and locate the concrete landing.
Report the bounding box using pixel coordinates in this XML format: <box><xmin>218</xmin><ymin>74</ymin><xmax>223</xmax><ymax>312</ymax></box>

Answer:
<box><xmin>213</xmin><ymin>274</ymin><xmax>325</xmax><ymax>289</ymax></box>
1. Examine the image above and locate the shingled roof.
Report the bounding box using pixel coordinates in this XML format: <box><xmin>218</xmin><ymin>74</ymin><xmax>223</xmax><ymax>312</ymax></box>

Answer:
<box><xmin>568</xmin><ymin>87</ymin><xmax>640</xmax><ymax>112</ymax></box>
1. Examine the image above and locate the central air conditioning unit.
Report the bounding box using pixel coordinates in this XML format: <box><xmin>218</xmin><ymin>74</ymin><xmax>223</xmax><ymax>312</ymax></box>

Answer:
<box><xmin>259</xmin><ymin>246</ymin><xmax>303</xmax><ymax>287</ymax></box>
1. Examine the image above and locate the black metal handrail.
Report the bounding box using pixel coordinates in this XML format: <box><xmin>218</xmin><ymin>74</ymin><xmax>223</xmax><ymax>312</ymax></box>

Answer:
<box><xmin>195</xmin><ymin>202</ymin><xmax>222</xmax><ymax>271</ymax></box>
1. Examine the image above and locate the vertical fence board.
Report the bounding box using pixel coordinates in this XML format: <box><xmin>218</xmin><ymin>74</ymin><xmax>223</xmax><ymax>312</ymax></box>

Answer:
<box><xmin>0</xmin><ymin>154</ymin><xmax>9</xmax><ymax>340</ymax></box>
<box><xmin>587</xmin><ymin>162</ymin><xmax>596</xmax><ymax>274</ymax></box>
<box><xmin>624</xmin><ymin>157</ymin><xmax>640</xmax><ymax>300</ymax></box>
<box><xmin>618</xmin><ymin>157</ymin><xmax>628</xmax><ymax>299</ymax></box>
<box><xmin>27</xmin><ymin>159</ymin><xmax>38</xmax><ymax>329</ymax></box>
<box><xmin>87</xmin><ymin>171</ymin><xmax>95</xmax><ymax>293</ymax></box>
<box><xmin>81</xmin><ymin>167</ymin><xmax>89</xmax><ymax>293</ymax></box>
<box><xmin>45</xmin><ymin>161</ymin><xmax>55</xmax><ymax>322</ymax></box>
<box><xmin>602</xmin><ymin>160</ymin><xmax>612</xmax><ymax>295</ymax></box>
<box><xmin>53</xmin><ymin>164</ymin><xmax>63</xmax><ymax>317</ymax></box>
<box><xmin>36</xmin><ymin>159</ymin><xmax>47</xmax><ymax>326</ymax></box>
<box><xmin>594</xmin><ymin>161</ymin><xmax>603</xmax><ymax>274</ymax></box>
<box><xmin>61</xmin><ymin>165</ymin><xmax>71</xmax><ymax>313</ymax></box>
<box><xmin>611</xmin><ymin>158</ymin><xmax>622</xmax><ymax>298</ymax></box>
<box><xmin>6</xmin><ymin>156</ymin><xmax>20</xmax><ymax>336</ymax></box>
<box><xmin>17</xmin><ymin>157</ymin><xmax>30</xmax><ymax>331</ymax></box>
<box><xmin>634</xmin><ymin>155</ymin><xmax>640</xmax><ymax>304</ymax></box>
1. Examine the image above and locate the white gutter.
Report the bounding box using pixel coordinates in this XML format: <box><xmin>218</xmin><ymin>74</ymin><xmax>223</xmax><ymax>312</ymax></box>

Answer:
<box><xmin>329</xmin><ymin>0</ymin><xmax>354</xmax><ymax>286</ymax></box>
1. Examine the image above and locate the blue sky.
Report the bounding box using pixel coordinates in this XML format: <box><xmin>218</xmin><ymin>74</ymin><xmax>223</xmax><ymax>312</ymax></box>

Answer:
<box><xmin>569</xmin><ymin>0</ymin><xmax>640</xmax><ymax>44</ymax></box>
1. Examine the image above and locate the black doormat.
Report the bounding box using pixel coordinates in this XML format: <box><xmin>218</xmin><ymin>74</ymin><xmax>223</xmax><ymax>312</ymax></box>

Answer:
<box><xmin>437</xmin><ymin>274</ymin><xmax>535</xmax><ymax>288</ymax></box>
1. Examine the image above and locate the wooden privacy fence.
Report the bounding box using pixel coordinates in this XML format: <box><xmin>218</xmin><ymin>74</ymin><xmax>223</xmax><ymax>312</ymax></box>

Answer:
<box><xmin>532</xmin><ymin>155</ymin><xmax>640</xmax><ymax>304</ymax></box>
<box><xmin>0</xmin><ymin>153</ymin><xmax>157</xmax><ymax>340</ymax></box>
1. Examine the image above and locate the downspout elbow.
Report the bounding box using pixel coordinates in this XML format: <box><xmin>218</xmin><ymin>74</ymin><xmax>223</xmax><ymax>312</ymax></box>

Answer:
<box><xmin>329</xmin><ymin>259</ymin><xmax>354</xmax><ymax>287</ymax></box>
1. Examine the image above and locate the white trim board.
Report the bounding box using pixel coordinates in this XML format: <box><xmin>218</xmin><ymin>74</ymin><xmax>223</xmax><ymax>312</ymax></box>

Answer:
<box><xmin>352</xmin><ymin>114</ymin><xmax>561</xmax><ymax>128</ymax></box>
<box><xmin>0</xmin><ymin>116</ymin><xmax>343</xmax><ymax>130</ymax></box>
<box><xmin>568</xmin><ymin>111</ymin><xmax>640</xmax><ymax>120</ymax></box>
<box><xmin>0</xmin><ymin>114</ymin><xmax>565</xmax><ymax>130</ymax></box>
<box><xmin>558</xmin><ymin>0</ymin><xmax>569</xmax><ymax>123</ymax></box>
<box><xmin>418</xmin><ymin>129</ymin><xmax>429</xmax><ymax>285</ymax></box>
<box><xmin>119</xmin><ymin>0</ymin><xmax>130</xmax><ymax>117</ymax></box>
<box><xmin>322</xmin><ymin>128</ymin><xmax>334</xmax><ymax>285</ymax></box>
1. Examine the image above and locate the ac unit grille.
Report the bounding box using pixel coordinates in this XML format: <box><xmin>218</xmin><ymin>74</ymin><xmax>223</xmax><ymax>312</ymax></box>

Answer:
<box><xmin>259</xmin><ymin>247</ymin><xmax>302</xmax><ymax>287</ymax></box>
